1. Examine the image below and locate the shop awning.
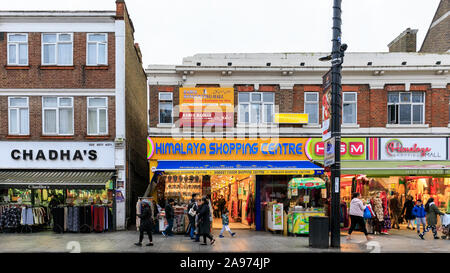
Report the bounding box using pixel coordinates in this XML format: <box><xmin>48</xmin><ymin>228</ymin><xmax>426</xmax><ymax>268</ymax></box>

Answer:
<box><xmin>341</xmin><ymin>161</ymin><xmax>450</xmax><ymax>177</ymax></box>
<box><xmin>0</xmin><ymin>170</ymin><xmax>116</xmax><ymax>189</ymax></box>
<box><xmin>155</xmin><ymin>161</ymin><xmax>323</xmax><ymax>175</ymax></box>
<box><xmin>289</xmin><ymin>177</ymin><xmax>326</xmax><ymax>189</ymax></box>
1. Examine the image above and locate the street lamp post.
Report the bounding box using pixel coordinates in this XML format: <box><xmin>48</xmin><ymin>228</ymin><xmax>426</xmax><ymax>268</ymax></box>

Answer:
<box><xmin>320</xmin><ymin>0</ymin><xmax>347</xmax><ymax>248</ymax></box>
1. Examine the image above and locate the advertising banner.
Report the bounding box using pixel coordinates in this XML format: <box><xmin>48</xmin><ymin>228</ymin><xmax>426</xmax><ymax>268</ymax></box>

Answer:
<box><xmin>306</xmin><ymin>138</ymin><xmax>366</xmax><ymax>161</ymax></box>
<box><xmin>380</xmin><ymin>138</ymin><xmax>447</xmax><ymax>161</ymax></box>
<box><xmin>322</xmin><ymin>69</ymin><xmax>332</xmax><ymax>141</ymax></box>
<box><xmin>179</xmin><ymin>87</ymin><xmax>234</xmax><ymax>127</ymax></box>
<box><xmin>148</xmin><ymin>137</ymin><xmax>310</xmax><ymax>161</ymax></box>
<box><xmin>272</xmin><ymin>203</ymin><xmax>283</xmax><ymax>230</ymax></box>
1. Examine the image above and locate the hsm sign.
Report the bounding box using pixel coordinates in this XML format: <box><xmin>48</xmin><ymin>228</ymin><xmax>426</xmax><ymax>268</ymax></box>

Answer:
<box><xmin>0</xmin><ymin>142</ymin><xmax>115</xmax><ymax>169</ymax></box>
<box><xmin>306</xmin><ymin>138</ymin><xmax>366</xmax><ymax>161</ymax></box>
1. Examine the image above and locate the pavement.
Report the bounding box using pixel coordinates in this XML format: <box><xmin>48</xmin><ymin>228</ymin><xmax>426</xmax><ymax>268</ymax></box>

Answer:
<box><xmin>0</xmin><ymin>225</ymin><xmax>448</xmax><ymax>253</ymax></box>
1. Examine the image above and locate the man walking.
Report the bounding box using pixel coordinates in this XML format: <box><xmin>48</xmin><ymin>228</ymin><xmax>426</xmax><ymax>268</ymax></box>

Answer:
<box><xmin>162</xmin><ymin>198</ymin><xmax>175</xmax><ymax>237</ymax></box>
<box><xmin>187</xmin><ymin>194</ymin><xmax>198</xmax><ymax>239</ymax></box>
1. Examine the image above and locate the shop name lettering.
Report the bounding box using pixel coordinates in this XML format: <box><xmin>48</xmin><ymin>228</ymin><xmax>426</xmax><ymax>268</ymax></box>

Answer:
<box><xmin>10</xmin><ymin>149</ymin><xmax>98</xmax><ymax>161</ymax></box>
<box><xmin>155</xmin><ymin>142</ymin><xmax>303</xmax><ymax>155</ymax></box>
<box><xmin>386</xmin><ymin>141</ymin><xmax>432</xmax><ymax>157</ymax></box>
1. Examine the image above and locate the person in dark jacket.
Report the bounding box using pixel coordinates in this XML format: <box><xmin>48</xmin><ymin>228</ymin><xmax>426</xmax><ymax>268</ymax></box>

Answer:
<box><xmin>162</xmin><ymin>198</ymin><xmax>175</xmax><ymax>237</ymax></box>
<box><xmin>401</xmin><ymin>195</ymin><xmax>415</xmax><ymax>230</ymax></box>
<box><xmin>187</xmin><ymin>194</ymin><xmax>198</xmax><ymax>239</ymax></box>
<box><xmin>419</xmin><ymin>198</ymin><xmax>445</xmax><ymax>240</ymax></box>
<box><xmin>135</xmin><ymin>201</ymin><xmax>154</xmax><ymax>246</ymax></box>
<box><xmin>389</xmin><ymin>193</ymin><xmax>402</xmax><ymax>229</ymax></box>
<box><xmin>152</xmin><ymin>200</ymin><xmax>159</xmax><ymax>233</ymax></box>
<box><xmin>197</xmin><ymin>197</ymin><xmax>215</xmax><ymax>245</ymax></box>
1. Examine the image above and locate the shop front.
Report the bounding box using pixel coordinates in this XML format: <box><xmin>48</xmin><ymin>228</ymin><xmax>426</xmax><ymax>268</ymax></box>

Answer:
<box><xmin>309</xmin><ymin>137</ymin><xmax>450</xmax><ymax>233</ymax></box>
<box><xmin>0</xmin><ymin>141</ymin><xmax>117</xmax><ymax>234</ymax></box>
<box><xmin>147</xmin><ymin>137</ymin><xmax>324</xmax><ymax>233</ymax></box>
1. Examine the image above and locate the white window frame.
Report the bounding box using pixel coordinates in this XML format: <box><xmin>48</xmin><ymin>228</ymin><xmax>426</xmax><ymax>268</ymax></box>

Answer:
<box><xmin>238</xmin><ymin>92</ymin><xmax>274</xmax><ymax>125</ymax></box>
<box><xmin>7</xmin><ymin>33</ymin><xmax>29</xmax><ymax>66</ymax></box>
<box><xmin>8</xmin><ymin>97</ymin><xmax>29</xmax><ymax>135</ymax></box>
<box><xmin>42</xmin><ymin>97</ymin><xmax>74</xmax><ymax>135</ymax></box>
<box><xmin>87</xmin><ymin>97</ymin><xmax>109</xmax><ymax>135</ymax></box>
<box><xmin>41</xmin><ymin>33</ymin><xmax>73</xmax><ymax>66</ymax></box>
<box><xmin>387</xmin><ymin>92</ymin><xmax>425</xmax><ymax>125</ymax></box>
<box><xmin>342</xmin><ymin>92</ymin><xmax>358</xmax><ymax>125</ymax></box>
<box><xmin>304</xmin><ymin>92</ymin><xmax>319</xmax><ymax>124</ymax></box>
<box><xmin>86</xmin><ymin>33</ymin><xmax>108</xmax><ymax>66</ymax></box>
<box><xmin>159</xmin><ymin>92</ymin><xmax>173</xmax><ymax>124</ymax></box>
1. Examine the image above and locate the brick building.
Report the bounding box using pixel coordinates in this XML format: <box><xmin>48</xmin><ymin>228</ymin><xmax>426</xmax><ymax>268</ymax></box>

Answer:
<box><xmin>420</xmin><ymin>0</ymin><xmax>450</xmax><ymax>53</ymax></box>
<box><xmin>0</xmin><ymin>0</ymin><xmax>148</xmax><ymax>231</ymax></box>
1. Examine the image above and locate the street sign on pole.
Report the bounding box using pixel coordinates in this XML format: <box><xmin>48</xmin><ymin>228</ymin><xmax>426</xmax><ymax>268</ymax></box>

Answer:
<box><xmin>324</xmin><ymin>137</ymin><xmax>335</xmax><ymax>167</ymax></box>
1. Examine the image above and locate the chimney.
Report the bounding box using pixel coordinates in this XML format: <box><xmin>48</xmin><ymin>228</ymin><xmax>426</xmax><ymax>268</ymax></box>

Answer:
<box><xmin>116</xmin><ymin>0</ymin><xmax>125</xmax><ymax>20</ymax></box>
<box><xmin>387</xmin><ymin>28</ymin><xmax>418</xmax><ymax>52</ymax></box>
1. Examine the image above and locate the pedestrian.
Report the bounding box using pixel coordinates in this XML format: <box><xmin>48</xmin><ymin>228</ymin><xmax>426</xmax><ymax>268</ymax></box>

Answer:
<box><xmin>206</xmin><ymin>194</ymin><xmax>214</xmax><ymax>232</ymax></box>
<box><xmin>152</xmin><ymin>200</ymin><xmax>159</xmax><ymax>233</ymax></box>
<box><xmin>219</xmin><ymin>208</ymin><xmax>236</xmax><ymax>238</ymax></box>
<box><xmin>162</xmin><ymin>198</ymin><xmax>175</xmax><ymax>237</ymax></box>
<box><xmin>347</xmin><ymin>192</ymin><xmax>373</xmax><ymax>241</ymax></box>
<box><xmin>197</xmin><ymin>196</ymin><xmax>215</xmax><ymax>245</ymax></box>
<box><xmin>187</xmin><ymin>193</ymin><xmax>198</xmax><ymax>240</ymax></box>
<box><xmin>389</xmin><ymin>192</ymin><xmax>401</xmax><ymax>229</ymax></box>
<box><xmin>419</xmin><ymin>198</ymin><xmax>445</xmax><ymax>240</ymax></box>
<box><xmin>401</xmin><ymin>195</ymin><xmax>415</xmax><ymax>230</ymax></box>
<box><xmin>213</xmin><ymin>197</ymin><xmax>220</xmax><ymax>218</ymax></box>
<box><xmin>135</xmin><ymin>200</ymin><xmax>154</xmax><ymax>246</ymax></box>
<box><xmin>218</xmin><ymin>195</ymin><xmax>226</xmax><ymax>218</ymax></box>
<box><xmin>412</xmin><ymin>199</ymin><xmax>426</xmax><ymax>234</ymax></box>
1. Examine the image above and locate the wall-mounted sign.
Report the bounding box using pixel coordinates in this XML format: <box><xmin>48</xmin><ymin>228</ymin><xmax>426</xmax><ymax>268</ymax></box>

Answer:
<box><xmin>179</xmin><ymin>87</ymin><xmax>234</xmax><ymax>127</ymax></box>
<box><xmin>380</xmin><ymin>138</ymin><xmax>446</xmax><ymax>161</ymax></box>
<box><xmin>306</xmin><ymin>138</ymin><xmax>366</xmax><ymax>161</ymax></box>
<box><xmin>274</xmin><ymin>113</ymin><xmax>309</xmax><ymax>124</ymax></box>
<box><xmin>147</xmin><ymin>137</ymin><xmax>310</xmax><ymax>161</ymax></box>
<box><xmin>0</xmin><ymin>142</ymin><xmax>115</xmax><ymax>169</ymax></box>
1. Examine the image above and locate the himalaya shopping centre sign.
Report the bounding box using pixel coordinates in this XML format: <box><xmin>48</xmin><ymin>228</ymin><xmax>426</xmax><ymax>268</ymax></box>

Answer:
<box><xmin>380</xmin><ymin>138</ymin><xmax>447</xmax><ymax>160</ymax></box>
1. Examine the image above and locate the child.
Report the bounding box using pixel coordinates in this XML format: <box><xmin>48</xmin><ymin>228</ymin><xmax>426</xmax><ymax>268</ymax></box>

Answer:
<box><xmin>219</xmin><ymin>208</ymin><xmax>236</xmax><ymax>238</ymax></box>
<box><xmin>412</xmin><ymin>199</ymin><xmax>426</xmax><ymax>234</ymax></box>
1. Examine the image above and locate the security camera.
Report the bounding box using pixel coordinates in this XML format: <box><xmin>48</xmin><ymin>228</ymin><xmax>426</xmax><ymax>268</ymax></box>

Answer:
<box><xmin>340</xmin><ymin>43</ymin><xmax>348</xmax><ymax>52</ymax></box>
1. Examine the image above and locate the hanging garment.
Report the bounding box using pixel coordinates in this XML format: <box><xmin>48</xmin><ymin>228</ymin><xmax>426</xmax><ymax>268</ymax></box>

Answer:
<box><xmin>73</xmin><ymin>206</ymin><xmax>80</xmax><ymax>232</ymax></box>
<box><xmin>373</xmin><ymin>198</ymin><xmax>384</xmax><ymax>222</ymax></box>
<box><xmin>64</xmin><ymin>207</ymin><xmax>68</xmax><ymax>231</ymax></box>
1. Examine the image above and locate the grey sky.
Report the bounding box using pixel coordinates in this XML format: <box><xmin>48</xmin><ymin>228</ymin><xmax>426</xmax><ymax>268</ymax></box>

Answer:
<box><xmin>2</xmin><ymin>0</ymin><xmax>440</xmax><ymax>65</ymax></box>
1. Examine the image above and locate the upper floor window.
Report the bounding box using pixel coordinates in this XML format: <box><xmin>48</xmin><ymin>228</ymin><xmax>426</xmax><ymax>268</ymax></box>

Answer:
<box><xmin>304</xmin><ymin>92</ymin><xmax>319</xmax><ymax>124</ymax></box>
<box><xmin>42</xmin><ymin>97</ymin><xmax>73</xmax><ymax>135</ymax></box>
<box><xmin>8</xmin><ymin>97</ymin><xmax>29</xmax><ymax>135</ymax></box>
<box><xmin>87</xmin><ymin>97</ymin><xmax>108</xmax><ymax>135</ymax></box>
<box><xmin>87</xmin><ymin>33</ymin><xmax>108</xmax><ymax>65</ymax></box>
<box><xmin>238</xmin><ymin>92</ymin><xmax>274</xmax><ymax>124</ymax></box>
<box><xmin>42</xmin><ymin>33</ymin><xmax>73</xmax><ymax>65</ymax></box>
<box><xmin>388</xmin><ymin>92</ymin><xmax>424</xmax><ymax>125</ymax></box>
<box><xmin>342</xmin><ymin>92</ymin><xmax>357</xmax><ymax>124</ymax></box>
<box><xmin>159</xmin><ymin>92</ymin><xmax>173</xmax><ymax>124</ymax></box>
<box><xmin>7</xmin><ymin>34</ymin><xmax>28</xmax><ymax>65</ymax></box>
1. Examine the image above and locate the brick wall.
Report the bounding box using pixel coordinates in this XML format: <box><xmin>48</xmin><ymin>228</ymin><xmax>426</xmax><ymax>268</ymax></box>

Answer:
<box><xmin>0</xmin><ymin>96</ymin><xmax>116</xmax><ymax>140</ymax></box>
<box><xmin>0</xmin><ymin>32</ymin><xmax>115</xmax><ymax>89</ymax></box>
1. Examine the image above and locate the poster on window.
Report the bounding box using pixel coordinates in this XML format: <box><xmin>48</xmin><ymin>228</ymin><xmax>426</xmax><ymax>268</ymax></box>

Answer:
<box><xmin>272</xmin><ymin>203</ymin><xmax>283</xmax><ymax>230</ymax></box>
<box><xmin>179</xmin><ymin>87</ymin><xmax>234</xmax><ymax>127</ymax></box>
<box><xmin>380</xmin><ymin>138</ymin><xmax>447</xmax><ymax>160</ymax></box>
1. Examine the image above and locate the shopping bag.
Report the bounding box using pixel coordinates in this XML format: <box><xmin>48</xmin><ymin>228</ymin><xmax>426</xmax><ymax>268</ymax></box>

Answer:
<box><xmin>364</xmin><ymin>207</ymin><xmax>372</xmax><ymax>219</ymax></box>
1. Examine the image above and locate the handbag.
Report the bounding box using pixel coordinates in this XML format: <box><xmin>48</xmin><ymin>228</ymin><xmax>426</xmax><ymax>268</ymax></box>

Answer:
<box><xmin>188</xmin><ymin>207</ymin><xmax>196</xmax><ymax>217</ymax></box>
<box><xmin>364</xmin><ymin>207</ymin><xmax>372</xmax><ymax>219</ymax></box>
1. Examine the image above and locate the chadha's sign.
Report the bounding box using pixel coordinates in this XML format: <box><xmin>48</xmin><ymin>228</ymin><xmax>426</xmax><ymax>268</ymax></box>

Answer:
<box><xmin>0</xmin><ymin>141</ymin><xmax>115</xmax><ymax>169</ymax></box>
<box><xmin>380</xmin><ymin>138</ymin><xmax>446</xmax><ymax>160</ymax></box>
<box><xmin>147</xmin><ymin>137</ymin><xmax>309</xmax><ymax>161</ymax></box>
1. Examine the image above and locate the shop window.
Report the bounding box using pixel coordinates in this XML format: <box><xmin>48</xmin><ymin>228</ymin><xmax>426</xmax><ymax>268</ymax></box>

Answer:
<box><xmin>387</xmin><ymin>92</ymin><xmax>424</xmax><ymax>124</ymax></box>
<box><xmin>342</xmin><ymin>92</ymin><xmax>357</xmax><ymax>124</ymax></box>
<box><xmin>42</xmin><ymin>97</ymin><xmax>74</xmax><ymax>135</ymax></box>
<box><xmin>8</xmin><ymin>97</ymin><xmax>29</xmax><ymax>135</ymax></box>
<box><xmin>238</xmin><ymin>92</ymin><xmax>274</xmax><ymax>124</ymax></box>
<box><xmin>159</xmin><ymin>92</ymin><xmax>173</xmax><ymax>124</ymax></box>
<box><xmin>86</xmin><ymin>33</ymin><xmax>107</xmax><ymax>65</ymax></box>
<box><xmin>7</xmin><ymin>33</ymin><xmax>28</xmax><ymax>66</ymax></box>
<box><xmin>87</xmin><ymin>97</ymin><xmax>108</xmax><ymax>135</ymax></box>
<box><xmin>42</xmin><ymin>33</ymin><xmax>73</xmax><ymax>65</ymax></box>
<box><xmin>304</xmin><ymin>92</ymin><xmax>318</xmax><ymax>124</ymax></box>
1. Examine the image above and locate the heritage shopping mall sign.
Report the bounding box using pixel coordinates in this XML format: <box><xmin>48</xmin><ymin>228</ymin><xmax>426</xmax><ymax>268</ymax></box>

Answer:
<box><xmin>380</xmin><ymin>138</ymin><xmax>447</xmax><ymax>160</ymax></box>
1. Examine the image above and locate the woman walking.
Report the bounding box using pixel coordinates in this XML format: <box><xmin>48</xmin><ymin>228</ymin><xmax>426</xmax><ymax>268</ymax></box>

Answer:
<box><xmin>197</xmin><ymin>196</ymin><xmax>216</xmax><ymax>246</ymax></box>
<box><xmin>347</xmin><ymin>192</ymin><xmax>373</xmax><ymax>241</ymax></box>
<box><xmin>401</xmin><ymin>195</ymin><xmax>415</xmax><ymax>230</ymax></box>
<box><xmin>135</xmin><ymin>200</ymin><xmax>154</xmax><ymax>246</ymax></box>
<box><xmin>419</xmin><ymin>197</ymin><xmax>445</xmax><ymax>240</ymax></box>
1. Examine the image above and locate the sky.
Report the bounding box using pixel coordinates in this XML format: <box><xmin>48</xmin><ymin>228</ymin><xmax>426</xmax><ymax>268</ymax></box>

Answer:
<box><xmin>1</xmin><ymin>0</ymin><xmax>441</xmax><ymax>66</ymax></box>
